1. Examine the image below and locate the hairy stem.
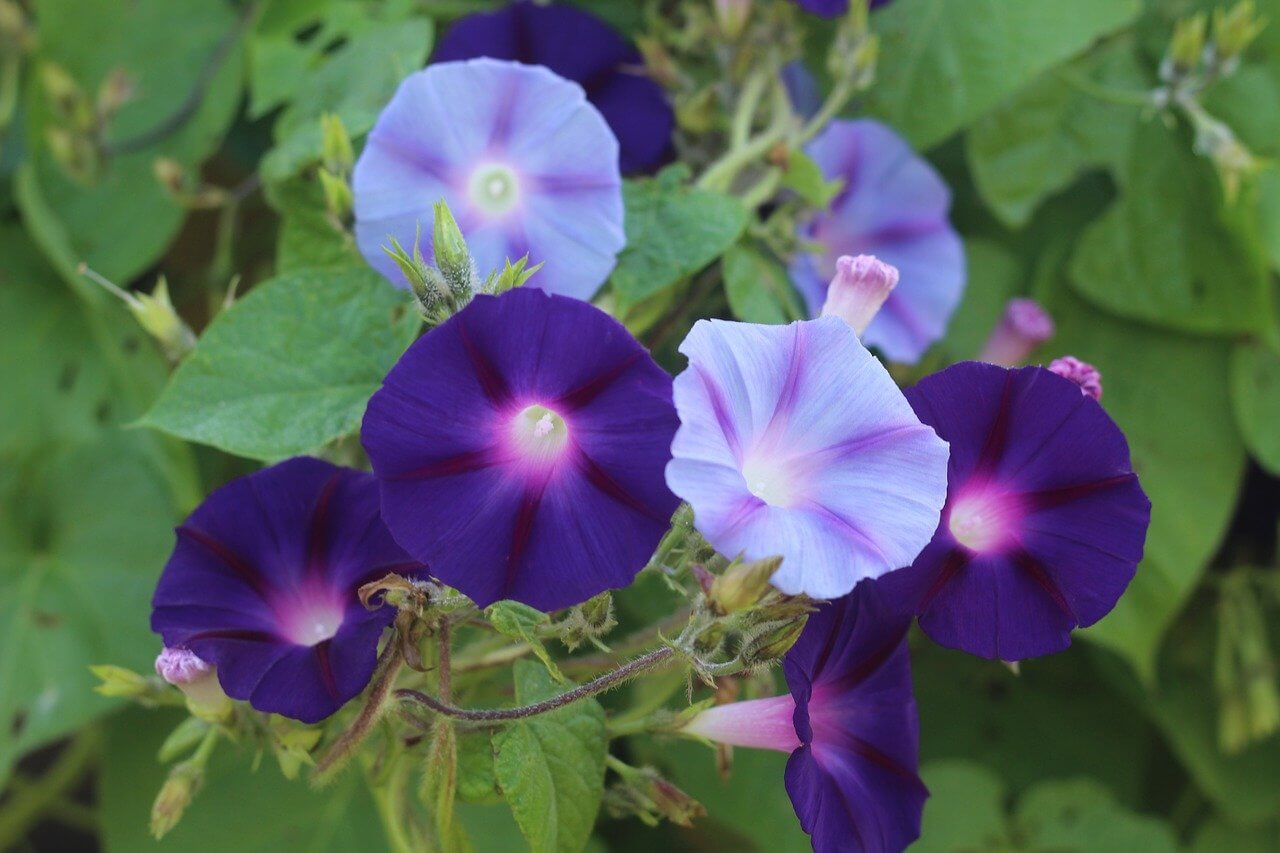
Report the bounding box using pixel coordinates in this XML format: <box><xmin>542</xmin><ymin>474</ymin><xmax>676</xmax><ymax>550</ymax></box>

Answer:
<box><xmin>314</xmin><ymin>639</ymin><xmax>404</xmax><ymax>781</ymax></box>
<box><xmin>398</xmin><ymin>646</ymin><xmax>678</xmax><ymax>722</ymax></box>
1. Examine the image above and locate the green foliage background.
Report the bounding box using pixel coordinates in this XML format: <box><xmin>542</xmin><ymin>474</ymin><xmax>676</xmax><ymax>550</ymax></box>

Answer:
<box><xmin>2</xmin><ymin>0</ymin><xmax>1280</xmax><ymax>849</ymax></box>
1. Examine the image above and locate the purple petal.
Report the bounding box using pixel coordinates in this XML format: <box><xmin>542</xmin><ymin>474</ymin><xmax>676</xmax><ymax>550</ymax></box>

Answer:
<box><xmin>667</xmin><ymin>318</ymin><xmax>949</xmax><ymax>598</ymax></box>
<box><xmin>433</xmin><ymin>1</ymin><xmax>672</xmax><ymax>172</ymax></box>
<box><xmin>362</xmin><ymin>288</ymin><xmax>680</xmax><ymax>610</ymax></box>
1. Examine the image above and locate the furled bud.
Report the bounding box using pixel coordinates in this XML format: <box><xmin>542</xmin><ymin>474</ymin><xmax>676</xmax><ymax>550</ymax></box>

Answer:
<box><xmin>81</xmin><ymin>266</ymin><xmax>196</xmax><ymax>363</ymax></box>
<box><xmin>1213</xmin><ymin>1</ymin><xmax>1267</xmax><ymax>65</ymax></box>
<box><xmin>320</xmin><ymin>112</ymin><xmax>355</xmax><ymax>176</ymax></box>
<box><xmin>709</xmin><ymin>555</ymin><xmax>782</xmax><ymax>615</ymax></box>
<box><xmin>40</xmin><ymin>63</ymin><xmax>94</xmax><ymax>130</ymax></box>
<box><xmin>713</xmin><ymin>0</ymin><xmax>752</xmax><ymax>39</ymax></box>
<box><xmin>318</xmin><ymin>168</ymin><xmax>353</xmax><ymax>221</ymax></box>
<box><xmin>820</xmin><ymin>254</ymin><xmax>899</xmax><ymax>335</ymax></box>
<box><xmin>483</xmin><ymin>254</ymin><xmax>543</xmax><ymax>295</ymax></box>
<box><xmin>979</xmin><ymin>298</ymin><xmax>1054</xmax><ymax>367</ymax></box>
<box><xmin>1048</xmin><ymin>356</ymin><xmax>1103</xmax><ymax>400</ymax></box>
<box><xmin>156</xmin><ymin>647</ymin><xmax>232</xmax><ymax>723</ymax></box>
<box><xmin>1164</xmin><ymin>13</ymin><xmax>1208</xmax><ymax>81</ymax></box>
<box><xmin>44</xmin><ymin>126</ymin><xmax>98</xmax><ymax>183</ymax></box>
<box><xmin>151</xmin><ymin>761</ymin><xmax>202</xmax><ymax>840</ymax></box>
<box><xmin>383</xmin><ymin>228</ymin><xmax>451</xmax><ymax>322</ymax></box>
<box><xmin>558</xmin><ymin>592</ymin><xmax>617</xmax><ymax>652</ymax></box>
<box><xmin>432</xmin><ymin>200</ymin><xmax>477</xmax><ymax>299</ymax></box>
<box><xmin>96</xmin><ymin>67</ymin><xmax>137</xmax><ymax>122</ymax></box>
<box><xmin>91</xmin><ymin>664</ymin><xmax>152</xmax><ymax>699</ymax></box>
<box><xmin>738</xmin><ymin>618</ymin><xmax>806</xmax><ymax>666</ymax></box>
<box><xmin>605</xmin><ymin>759</ymin><xmax>707</xmax><ymax>828</ymax></box>
<box><xmin>1188</xmin><ymin>107</ymin><xmax>1262</xmax><ymax>203</ymax></box>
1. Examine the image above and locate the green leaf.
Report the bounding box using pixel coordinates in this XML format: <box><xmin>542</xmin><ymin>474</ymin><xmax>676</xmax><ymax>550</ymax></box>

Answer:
<box><xmin>1192</xmin><ymin>817</ymin><xmax>1280</xmax><ymax>853</ymax></box>
<box><xmin>1038</xmin><ymin>274</ymin><xmax>1245</xmax><ymax>683</ymax></box>
<box><xmin>261</xmin><ymin>17</ymin><xmax>433</xmax><ymax>182</ymax></box>
<box><xmin>100</xmin><ymin>708</ymin><xmax>385</xmax><ymax>851</ymax></box>
<box><xmin>0</xmin><ymin>437</ymin><xmax>178</xmax><ymax>785</ymax></box>
<box><xmin>867</xmin><ymin>0</ymin><xmax>1141</xmax><ymax>149</ymax></box>
<box><xmin>1015</xmin><ymin>779</ymin><xmax>1179</xmax><ymax>851</ymax></box>
<box><xmin>778</xmin><ymin>149</ymin><xmax>842</xmax><ymax>209</ymax></box>
<box><xmin>493</xmin><ymin>660</ymin><xmax>607</xmax><ymax>853</ymax></box>
<box><xmin>721</xmin><ymin>243</ymin><xmax>805</xmax><ymax>325</ymax></box>
<box><xmin>266</xmin><ymin>178</ymin><xmax>362</xmax><ymax>274</ymax></box>
<box><xmin>457</xmin><ymin>732</ymin><xmax>500</xmax><ymax>804</ymax></box>
<box><xmin>966</xmin><ymin>45</ymin><xmax>1146</xmax><ymax>227</ymax></box>
<box><xmin>1231</xmin><ymin>340</ymin><xmax>1280</xmax><ymax>475</ymax></box>
<box><xmin>1069</xmin><ymin>120</ymin><xmax>1272</xmax><ymax>336</ymax></box>
<box><xmin>610</xmin><ymin>168</ymin><xmax>748</xmax><ymax>307</ymax></box>
<box><xmin>914</xmin><ymin>762</ymin><xmax>1007</xmax><ymax>853</ymax></box>
<box><xmin>23</xmin><ymin>0</ymin><xmax>244</xmax><ymax>282</ymax></box>
<box><xmin>486</xmin><ymin>601</ymin><xmax>567</xmax><ymax>684</ymax></box>
<box><xmin>141</xmin><ymin>266</ymin><xmax>420</xmax><ymax>461</ymax></box>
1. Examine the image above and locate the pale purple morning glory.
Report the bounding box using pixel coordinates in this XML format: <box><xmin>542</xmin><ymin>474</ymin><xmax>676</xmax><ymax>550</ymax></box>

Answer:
<box><xmin>151</xmin><ymin>458</ymin><xmax>425</xmax><ymax>724</ymax></box>
<box><xmin>353</xmin><ymin>58</ymin><xmax>625</xmax><ymax>301</ymax></box>
<box><xmin>790</xmin><ymin>119</ymin><xmax>965</xmax><ymax>364</ymax></box>
<box><xmin>682</xmin><ymin>580</ymin><xmax>927</xmax><ymax>851</ymax></box>
<box><xmin>434</xmin><ymin>1</ymin><xmax>673</xmax><ymax>174</ymax></box>
<box><xmin>879</xmin><ymin>362</ymin><xmax>1151</xmax><ymax>661</ymax></box>
<box><xmin>666</xmin><ymin>317</ymin><xmax>949</xmax><ymax>599</ymax></box>
<box><xmin>361</xmin><ymin>287</ymin><xmax>680</xmax><ymax>611</ymax></box>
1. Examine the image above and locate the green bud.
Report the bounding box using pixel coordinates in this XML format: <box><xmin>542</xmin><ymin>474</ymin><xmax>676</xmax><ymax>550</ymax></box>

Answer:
<box><xmin>383</xmin><ymin>227</ymin><xmax>449</xmax><ymax>320</ymax></box>
<box><xmin>483</xmin><ymin>254</ymin><xmax>543</xmax><ymax>295</ymax></box>
<box><xmin>1214</xmin><ymin>1</ymin><xmax>1268</xmax><ymax>63</ymax></box>
<box><xmin>0</xmin><ymin>0</ymin><xmax>31</xmax><ymax>52</ymax></box>
<box><xmin>320</xmin><ymin>112</ymin><xmax>355</xmax><ymax>175</ymax></box>
<box><xmin>132</xmin><ymin>277</ymin><xmax>197</xmax><ymax>362</ymax></box>
<box><xmin>432</xmin><ymin>200</ymin><xmax>477</xmax><ymax>299</ymax></box>
<box><xmin>606</xmin><ymin>760</ymin><xmax>706</xmax><ymax>828</ymax></box>
<box><xmin>96</xmin><ymin>67</ymin><xmax>136</xmax><ymax>121</ymax></box>
<box><xmin>738</xmin><ymin>617</ymin><xmax>806</xmax><ymax>666</ymax></box>
<box><xmin>269</xmin><ymin>718</ymin><xmax>322</xmax><ymax>781</ymax></box>
<box><xmin>151</xmin><ymin>761</ymin><xmax>202</xmax><ymax>839</ymax></box>
<box><xmin>40</xmin><ymin>63</ymin><xmax>94</xmax><ymax>129</ymax></box>
<box><xmin>45</xmin><ymin>126</ymin><xmax>98</xmax><ymax>183</ymax></box>
<box><xmin>709</xmin><ymin>555</ymin><xmax>782</xmax><ymax>615</ymax></box>
<box><xmin>713</xmin><ymin>0</ymin><xmax>752</xmax><ymax>39</ymax></box>
<box><xmin>558</xmin><ymin>592</ymin><xmax>617</xmax><ymax>652</ymax></box>
<box><xmin>318</xmin><ymin>168</ymin><xmax>353</xmax><ymax>221</ymax></box>
<box><xmin>1166</xmin><ymin>13</ymin><xmax>1208</xmax><ymax>79</ymax></box>
<box><xmin>91</xmin><ymin>664</ymin><xmax>151</xmax><ymax>698</ymax></box>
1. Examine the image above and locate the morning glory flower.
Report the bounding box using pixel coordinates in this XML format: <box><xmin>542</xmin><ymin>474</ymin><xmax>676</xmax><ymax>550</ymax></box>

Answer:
<box><xmin>434</xmin><ymin>1</ymin><xmax>673</xmax><ymax>173</ymax></box>
<box><xmin>665</xmin><ymin>317</ymin><xmax>949</xmax><ymax>599</ymax></box>
<box><xmin>791</xmin><ymin>0</ymin><xmax>892</xmax><ymax>19</ymax></box>
<box><xmin>362</xmin><ymin>287</ymin><xmax>680</xmax><ymax>611</ymax></box>
<box><xmin>682</xmin><ymin>581</ymin><xmax>927</xmax><ymax>852</ymax></box>
<box><xmin>150</xmin><ymin>458</ymin><xmax>424</xmax><ymax>724</ymax></box>
<box><xmin>879</xmin><ymin>362</ymin><xmax>1151</xmax><ymax>661</ymax></box>
<box><xmin>790</xmin><ymin>119</ymin><xmax>965</xmax><ymax>364</ymax></box>
<box><xmin>353</xmin><ymin>58</ymin><xmax>625</xmax><ymax>301</ymax></box>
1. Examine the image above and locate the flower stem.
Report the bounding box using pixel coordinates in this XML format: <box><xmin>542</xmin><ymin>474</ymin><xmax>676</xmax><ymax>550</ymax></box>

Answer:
<box><xmin>314</xmin><ymin>639</ymin><xmax>404</xmax><ymax>782</ymax></box>
<box><xmin>398</xmin><ymin>646</ymin><xmax>678</xmax><ymax>722</ymax></box>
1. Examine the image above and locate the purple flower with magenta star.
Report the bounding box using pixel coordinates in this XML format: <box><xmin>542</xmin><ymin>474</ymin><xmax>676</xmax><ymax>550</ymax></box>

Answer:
<box><xmin>151</xmin><ymin>458</ymin><xmax>425</xmax><ymax>724</ymax></box>
<box><xmin>682</xmin><ymin>580</ymin><xmax>927</xmax><ymax>852</ymax></box>
<box><xmin>790</xmin><ymin>119</ymin><xmax>965</xmax><ymax>364</ymax></box>
<box><xmin>879</xmin><ymin>361</ymin><xmax>1151</xmax><ymax>661</ymax></box>
<box><xmin>362</xmin><ymin>287</ymin><xmax>681</xmax><ymax>611</ymax></box>
<box><xmin>434</xmin><ymin>1</ymin><xmax>673</xmax><ymax>174</ymax></box>
<box><xmin>666</xmin><ymin>316</ymin><xmax>949</xmax><ymax>599</ymax></box>
<box><xmin>353</xmin><ymin>58</ymin><xmax>625</xmax><ymax>301</ymax></box>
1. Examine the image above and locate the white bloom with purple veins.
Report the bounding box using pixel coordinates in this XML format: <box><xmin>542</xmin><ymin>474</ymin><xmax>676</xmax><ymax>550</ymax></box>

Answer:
<box><xmin>666</xmin><ymin>317</ymin><xmax>950</xmax><ymax>599</ymax></box>
<box><xmin>353</xmin><ymin>58</ymin><xmax>626</xmax><ymax>301</ymax></box>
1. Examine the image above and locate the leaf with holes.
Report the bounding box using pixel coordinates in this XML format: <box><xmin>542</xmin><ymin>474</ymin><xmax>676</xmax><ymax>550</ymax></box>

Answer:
<box><xmin>493</xmin><ymin>661</ymin><xmax>607</xmax><ymax>853</ymax></box>
<box><xmin>141</xmin><ymin>266</ymin><xmax>420</xmax><ymax>461</ymax></box>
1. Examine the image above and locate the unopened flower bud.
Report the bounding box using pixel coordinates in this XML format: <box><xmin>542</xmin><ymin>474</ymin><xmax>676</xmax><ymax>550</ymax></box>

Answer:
<box><xmin>96</xmin><ymin>68</ymin><xmax>136</xmax><ymax>121</ymax></box>
<box><xmin>82</xmin><ymin>266</ymin><xmax>196</xmax><ymax>363</ymax></box>
<box><xmin>45</xmin><ymin>126</ymin><xmax>98</xmax><ymax>183</ymax></box>
<box><xmin>153</xmin><ymin>157</ymin><xmax>186</xmax><ymax>196</ymax></box>
<box><xmin>980</xmin><ymin>298</ymin><xmax>1054</xmax><ymax>367</ymax></box>
<box><xmin>432</xmin><ymin>200</ymin><xmax>476</xmax><ymax>299</ymax></box>
<box><xmin>709</xmin><ymin>555</ymin><xmax>782</xmax><ymax>615</ymax></box>
<box><xmin>821</xmin><ymin>254</ymin><xmax>899</xmax><ymax>335</ymax></box>
<box><xmin>320</xmin><ymin>112</ymin><xmax>354</xmax><ymax>176</ymax></box>
<box><xmin>91</xmin><ymin>664</ymin><xmax>152</xmax><ymax>698</ymax></box>
<box><xmin>318</xmin><ymin>168</ymin><xmax>353</xmax><ymax>221</ymax></box>
<box><xmin>156</xmin><ymin>647</ymin><xmax>231</xmax><ymax>722</ymax></box>
<box><xmin>0</xmin><ymin>0</ymin><xmax>30</xmax><ymax>51</ymax></box>
<box><xmin>40</xmin><ymin>63</ymin><xmax>93</xmax><ymax>129</ymax></box>
<box><xmin>1048</xmin><ymin>356</ymin><xmax>1103</xmax><ymax>400</ymax></box>
<box><xmin>483</xmin><ymin>254</ymin><xmax>543</xmax><ymax>295</ymax></box>
<box><xmin>739</xmin><ymin>618</ymin><xmax>805</xmax><ymax>666</ymax></box>
<box><xmin>151</xmin><ymin>761</ymin><xmax>201</xmax><ymax>840</ymax></box>
<box><xmin>1164</xmin><ymin>13</ymin><xmax>1208</xmax><ymax>81</ymax></box>
<box><xmin>713</xmin><ymin>0</ymin><xmax>752</xmax><ymax>39</ymax></box>
<box><xmin>1214</xmin><ymin>1</ymin><xmax>1267</xmax><ymax>63</ymax></box>
<box><xmin>606</xmin><ymin>760</ymin><xmax>707</xmax><ymax>828</ymax></box>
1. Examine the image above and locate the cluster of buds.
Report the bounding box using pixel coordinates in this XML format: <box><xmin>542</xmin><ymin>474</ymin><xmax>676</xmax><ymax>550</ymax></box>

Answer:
<box><xmin>828</xmin><ymin>1</ymin><xmax>880</xmax><ymax>93</ymax></box>
<box><xmin>319</xmin><ymin>113</ymin><xmax>355</xmax><ymax>222</ymax></box>
<box><xmin>40</xmin><ymin>62</ymin><xmax>137</xmax><ymax>182</ymax></box>
<box><xmin>604</xmin><ymin>758</ymin><xmax>707</xmax><ymax>828</ymax></box>
<box><xmin>384</xmin><ymin>200</ymin><xmax>541</xmax><ymax>325</ymax></box>
<box><xmin>557</xmin><ymin>592</ymin><xmax>618</xmax><ymax>652</ymax></box>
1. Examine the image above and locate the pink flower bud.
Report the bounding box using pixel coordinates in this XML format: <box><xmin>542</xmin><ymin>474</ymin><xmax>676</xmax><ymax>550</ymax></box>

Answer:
<box><xmin>1048</xmin><ymin>356</ymin><xmax>1103</xmax><ymax>400</ymax></box>
<box><xmin>980</xmin><ymin>298</ymin><xmax>1054</xmax><ymax>367</ymax></box>
<box><xmin>156</xmin><ymin>647</ymin><xmax>231</xmax><ymax>721</ymax></box>
<box><xmin>820</xmin><ymin>254</ymin><xmax>899</xmax><ymax>336</ymax></box>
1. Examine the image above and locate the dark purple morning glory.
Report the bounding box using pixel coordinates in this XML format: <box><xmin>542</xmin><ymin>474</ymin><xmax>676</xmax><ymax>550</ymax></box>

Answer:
<box><xmin>682</xmin><ymin>580</ymin><xmax>927</xmax><ymax>851</ymax></box>
<box><xmin>879</xmin><ymin>362</ymin><xmax>1152</xmax><ymax>661</ymax></box>
<box><xmin>792</xmin><ymin>0</ymin><xmax>891</xmax><ymax>17</ymax></box>
<box><xmin>361</xmin><ymin>287</ymin><xmax>681</xmax><ymax>611</ymax></box>
<box><xmin>434</xmin><ymin>1</ymin><xmax>673</xmax><ymax>174</ymax></box>
<box><xmin>151</xmin><ymin>458</ymin><xmax>424</xmax><ymax>724</ymax></box>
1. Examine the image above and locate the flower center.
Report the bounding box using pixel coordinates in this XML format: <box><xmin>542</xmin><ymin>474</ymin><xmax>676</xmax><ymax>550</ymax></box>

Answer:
<box><xmin>948</xmin><ymin>486</ymin><xmax>1022</xmax><ymax>553</ymax></box>
<box><xmin>512</xmin><ymin>404</ymin><xmax>569</xmax><ymax>462</ymax></box>
<box><xmin>281</xmin><ymin>593</ymin><xmax>346</xmax><ymax>647</ymax></box>
<box><xmin>468</xmin><ymin>163</ymin><xmax>521</xmax><ymax>217</ymax></box>
<box><xmin>741</xmin><ymin>454</ymin><xmax>801</xmax><ymax>509</ymax></box>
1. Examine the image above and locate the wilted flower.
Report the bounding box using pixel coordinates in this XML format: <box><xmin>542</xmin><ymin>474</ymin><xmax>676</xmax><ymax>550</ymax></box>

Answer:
<box><xmin>879</xmin><ymin>362</ymin><xmax>1151</xmax><ymax>661</ymax></box>
<box><xmin>362</xmin><ymin>288</ymin><xmax>680</xmax><ymax>611</ymax></box>
<box><xmin>682</xmin><ymin>580</ymin><xmax>927</xmax><ymax>851</ymax></box>
<box><xmin>979</xmin><ymin>298</ymin><xmax>1054</xmax><ymax>367</ymax></box>
<box><xmin>820</xmin><ymin>254</ymin><xmax>899</xmax><ymax>335</ymax></box>
<box><xmin>666</xmin><ymin>317</ymin><xmax>949</xmax><ymax>599</ymax></box>
<box><xmin>790</xmin><ymin>120</ymin><xmax>965</xmax><ymax>364</ymax></box>
<box><xmin>434</xmin><ymin>1</ymin><xmax>673</xmax><ymax>173</ymax></box>
<box><xmin>1048</xmin><ymin>356</ymin><xmax>1103</xmax><ymax>401</ymax></box>
<box><xmin>155</xmin><ymin>647</ymin><xmax>231</xmax><ymax>721</ymax></box>
<box><xmin>353</xmin><ymin>59</ymin><xmax>625</xmax><ymax>301</ymax></box>
<box><xmin>151</xmin><ymin>458</ymin><xmax>424</xmax><ymax>723</ymax></box>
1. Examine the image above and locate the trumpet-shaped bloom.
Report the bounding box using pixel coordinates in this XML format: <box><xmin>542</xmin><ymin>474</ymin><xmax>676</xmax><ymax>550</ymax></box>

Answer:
<box><xmin>353</xmin><ymin>59</ymin><xmax>625</xmax><ymax>301</ymax></box>
<box><xmin>790</xmin><ymin>120</ymin><xmax>965</xmax><ymax>364</ymax></box>
<box><xmin>880</xmin><ymin>362</ymin><xmax>1151</xmax><ymax>660</ymax></box>
<box><xmin>151</xmin><ymin>458</ymin><xmax>424</xmax><ymax>723</ymax></box>
<box><xmin>666</xmin><ymin>317</ymin><xmax>949</xmax><ymax>599</ymax></box>
<box><xmin>434</xmin><ymin>1</ymin><xmax>673</xmax><ymax>173</ymax></box>
<box><xmin>682</xmin><ymin>581</ymin><xmax>927</xmax><ymax>852</ymax></box>
<box><xmin>362</xmin><ymin>288</ymin><xmax>680</xmax><ymax>611</ymax></box>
